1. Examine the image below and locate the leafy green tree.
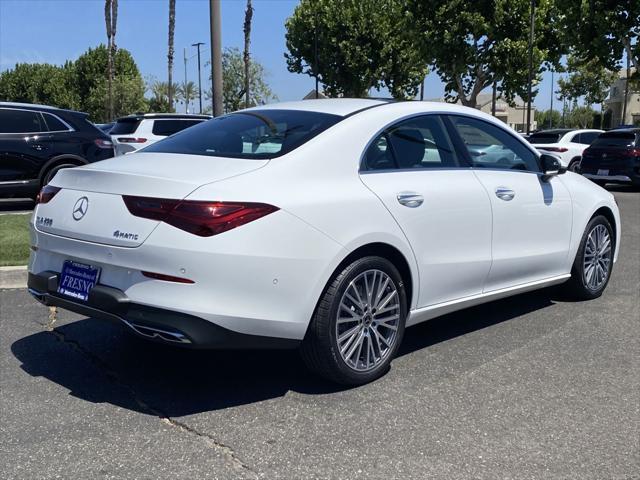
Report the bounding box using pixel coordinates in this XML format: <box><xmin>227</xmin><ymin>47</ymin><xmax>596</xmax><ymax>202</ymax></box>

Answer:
<box><xmin>74</xmin><ymin>45</ymin><xmax>147</xmax><ymax>121</ymax></box>
<box><xmin>285</xmin><ymin>0</ymin><xmax>427</xmax><ymax>99</ymax></box>
<box><xmin>535</xmin><ymin>109</ymin><xmax>562</xmax><ymax>129</ymax></box>
<box><xmin>0</xmin><ymin>62</ymin><xmax>78</xmax><ymax>108</ymax></box>
<box><xmin>557</xmin><ymin>55</ymin><xmax>618</xmax><ymax>107</ymax></box>
<box><xmin>409</xmin><ymin>0</ymin><xmax>563</xmax><ymax>107</ymax></box>
<box><xmin>557</xmin><ymin>0</ymin><xmax>639</xmax><ymax>73</ymax></box>
<box><xmin>206</xmin><ymin>48</ymin><xmax>276</xmax><ymax>113</ymax></box>
<box><xmin>566</xmin><ymin>105</ymin><xmax>598</xmax><ymax>128</ymax></box>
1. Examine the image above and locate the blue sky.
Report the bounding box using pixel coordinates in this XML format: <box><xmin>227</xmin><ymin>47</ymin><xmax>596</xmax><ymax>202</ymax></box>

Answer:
<box><xmin>0</xmin><ymin>0</ymin><xmax>560</xmax><ymax>110</ymax></box>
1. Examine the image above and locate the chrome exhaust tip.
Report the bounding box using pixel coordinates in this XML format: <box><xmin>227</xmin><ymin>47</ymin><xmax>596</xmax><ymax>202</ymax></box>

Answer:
<box><xmin>122</xmin><ymin>320</ymin><xmax>192</xmax><ymax>344</ymax></box>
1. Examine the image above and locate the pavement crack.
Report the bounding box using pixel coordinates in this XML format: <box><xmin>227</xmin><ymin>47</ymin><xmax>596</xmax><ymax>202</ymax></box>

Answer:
<box><xmin>160</xmin><ymin>418</ymin><xmax>259</xmax><ymax>479</ymax></box>
<box><xmin>45</xmin><ymin>325</ymin><xmax>258</xmax><ymax>478</ymax></box>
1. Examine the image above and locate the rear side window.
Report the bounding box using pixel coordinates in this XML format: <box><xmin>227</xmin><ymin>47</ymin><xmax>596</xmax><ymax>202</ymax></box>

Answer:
<box><xmin>151</xmin><ymin>119</ymin><xmax>204</xmax><ymax>136</ymax></box>
<box><xmin>0</xmin><ymin>108</ymin><xmax>45</xmax><ymax>133</ymax></box>
<box><xmin>363</xmin><ymin>115</ymin><xmax>460</xmax><ymax>170</ymax></box>
<box><xmin>578</xmin><ymin>131</ymin><xmax>600</xmax><ymax>145</ymax></box>
<box><xmin>111</xmin><ymin>118</ymin><xmax>141</xmax><ymax>135</ymax></box>
<box><xmin>528</xmin><ymin>132</ymin><xmax>563</xmax><ymax>144</ymax></box>
<box><xmin>591</xmin><ymin>132</ymin><xmax>637</xmax><ymax>148</ymax></box>
<box><xmin>144</xmin><ymin>110</ymin><xmax>342</xmax><ymax>159</ymax></box>
<box><xmin>42</xmin><ymin>113</ymin><xmax>70</xmax><ymax>132</ymax></box>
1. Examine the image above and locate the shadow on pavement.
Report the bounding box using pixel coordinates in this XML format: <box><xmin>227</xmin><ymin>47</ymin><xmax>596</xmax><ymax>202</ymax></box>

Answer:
<box><xmin>12</xmin><ymin>288</ymin><xmax>559</xmax><ymax>416</ymax></box>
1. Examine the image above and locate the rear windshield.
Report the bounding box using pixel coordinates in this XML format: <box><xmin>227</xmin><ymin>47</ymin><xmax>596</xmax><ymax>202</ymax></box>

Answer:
<box><xmin>151</xmin><ymin>119</ymin><xmax>204</xmax><ymax>136</ymax></box>
<box><xmin>591</xmin><ymin>132</ymin><xmax>638</xmax><ymax>148</ymax></box>
<box><xmin>528</xmin><ymin>132</ymin><xmax>563</xmax><ymax>144</ymax></box>
<box><xmin>111</xmin><ymin>118</ymin><xmax>141</xmax><ymax>135</ymax></box>
<box><xmin>143</xmin><ymin>109</ymin><xmax>342</xmax><ymax>159</ymax></box>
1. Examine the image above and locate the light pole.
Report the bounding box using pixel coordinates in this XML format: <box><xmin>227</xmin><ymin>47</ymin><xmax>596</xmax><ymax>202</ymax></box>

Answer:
<box><xmin>192</xmin><ymin>42</ymin><xmax>205</xmax><ymax>114</ymax></box>
<box><xmin>209</xmin><ymin>0</ymin><xmax>223</xmax><ymax>116</ymax></box>
<box><xmin>549</xmin><ymin>68</ymin><xmax>554</xmax><ymax>129</ymax></box>
<box><xmin>526</xmin><ymin>0</ymin><xmax>535</xmax><ymax>135</ymax></box>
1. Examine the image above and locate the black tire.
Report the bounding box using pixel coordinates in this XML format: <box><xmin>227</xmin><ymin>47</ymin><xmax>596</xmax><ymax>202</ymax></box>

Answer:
<box><xmin>301</xmin><ymin>256</ymin><xmax>408</xmax><ymax>386</ymax></box>
<box><xmin>566</xmin><ymin>215</ymin><xmax>614</xmax><ymax>300</ymax></box>
<box><xmin>567</xmin><ymin>158</ymin><xmax>581</xmax><ymax>172</ymax></box>
<box><xmin>42</xmin><ymin>163</ymin><xmax>79</xmax><ymax>187</ymax></box>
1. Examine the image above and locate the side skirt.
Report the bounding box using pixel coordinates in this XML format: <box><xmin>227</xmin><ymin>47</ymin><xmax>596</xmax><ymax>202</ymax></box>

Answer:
<box><xmin>406</xmin><ymin>274</ymin><xmax>571</xmax><ymax>328</ymax></box>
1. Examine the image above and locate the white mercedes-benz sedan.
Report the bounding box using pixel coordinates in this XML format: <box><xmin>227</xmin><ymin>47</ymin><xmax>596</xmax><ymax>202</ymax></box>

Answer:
<box><xmin>28</xmin><ymin>99</ymin><xmax>620</xmax><ymax>385</ymax></box>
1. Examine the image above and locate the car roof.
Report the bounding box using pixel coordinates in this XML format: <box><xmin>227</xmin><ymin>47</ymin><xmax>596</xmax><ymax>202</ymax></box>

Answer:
<box><xmin>244</xmin><ymin>98</ymin><xmax>389</xmax><ymax>117</ymax></box>
<box><xmin>116</xmin><ymin>113</ymin><xmax>211</xmax><ymax>121</ymax></box>
<box><xmin>602</xmin><ymin>128</ymin><xmax>640</xmax><ymax>134</ymax></box>
<box><xmin>530</xmin><ymin>129</ymin><xmax>576</xmax><ymax>135</ymax></box>
<box><xmin>0</xmin><ymin>101</ymin><xmax>86</xmax><ymax>116</ymax></box>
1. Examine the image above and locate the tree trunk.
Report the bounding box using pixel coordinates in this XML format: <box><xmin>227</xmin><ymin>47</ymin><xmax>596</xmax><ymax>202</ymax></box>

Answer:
<box><xmin>243</xmin><ymin>0</ymin><xmax>253</xmax><ymax>109</ymax></box>
<box><xmin>168</xmin><ymin>0</ymin><xmax>176</xmax><ymax>112</ymax></box>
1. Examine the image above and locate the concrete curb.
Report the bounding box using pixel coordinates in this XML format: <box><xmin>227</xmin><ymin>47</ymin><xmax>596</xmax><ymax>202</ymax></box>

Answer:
<box><xmin>0</xmin><ymin>266</ymin><xmax>28</xmax><ymax>289</ymax></box>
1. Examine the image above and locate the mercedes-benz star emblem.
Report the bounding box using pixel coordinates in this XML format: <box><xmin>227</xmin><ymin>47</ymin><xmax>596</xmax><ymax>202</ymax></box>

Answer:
<box><xmin>72</xmin><ymin>197</ymin><xmax>89</xmax><ymax>221</ymax></box>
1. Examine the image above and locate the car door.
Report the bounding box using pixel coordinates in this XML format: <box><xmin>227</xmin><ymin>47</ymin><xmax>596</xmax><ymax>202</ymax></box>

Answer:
<box><xmin>0</xmin><ymin>108</ymin><xmax>50</xmax><ymax>184</ymax></box>
<box><xmin>447</xmin><ymin>115</ymin><xmax>572</xmax><ymax>292</ymax></box>
<box><xmin>359</xmin><ymin>114</ymin><xmax>492</xmax><ymax>308</ymax></box>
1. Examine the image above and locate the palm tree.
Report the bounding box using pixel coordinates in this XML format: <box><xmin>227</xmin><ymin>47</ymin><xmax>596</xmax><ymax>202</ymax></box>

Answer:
<box><xmin>177</xmin><ymin>81</ymin><xmax>198</xmax><ymax>113</ymax></box>
<box><xmin>167</xmin><ymin>0</ymin><xmax>176</xmax><ymax>112</ymax></box>
<box><xmin>243</xmin><ymin>0</ymin><xmax>253</xmax><ymax>109</ymax></box>
<box><xmin>104</xmin><ymin>0</ymin><xmax>118</xmax><ymax>120</ymax></box>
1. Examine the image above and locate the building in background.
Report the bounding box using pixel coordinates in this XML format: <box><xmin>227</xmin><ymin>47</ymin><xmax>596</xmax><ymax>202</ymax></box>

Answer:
<box><xmin>604</xmin><ymin>68</ymin><xmax>640</xmax><ymax>127</ymax></box>
<box><xmin>427</xmin><ymin>94</ymin><xmax>536</xmax><ymax>133</ymax></box>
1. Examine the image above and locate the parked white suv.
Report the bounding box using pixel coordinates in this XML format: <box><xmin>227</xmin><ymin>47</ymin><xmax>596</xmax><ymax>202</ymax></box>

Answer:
<box><xmin>527</xmin><ymin>129</ymin><xmax>603</xmax><ymax>171</ymax></box>
<box><xmin>110</xmin><ymin>113</ymin><xmax>210</xmax><ymax>156</ymax></box>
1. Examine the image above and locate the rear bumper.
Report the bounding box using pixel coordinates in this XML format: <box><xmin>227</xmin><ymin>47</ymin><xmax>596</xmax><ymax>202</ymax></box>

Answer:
<box><xmin>583</xmin><ymin>173</ymin><xmax>635</xmax><ymax>184</ymax></box>
<box><xmin>28</xmin><ymin>271</ymin><xmax>300</xmax><ymax>349</ymax></box>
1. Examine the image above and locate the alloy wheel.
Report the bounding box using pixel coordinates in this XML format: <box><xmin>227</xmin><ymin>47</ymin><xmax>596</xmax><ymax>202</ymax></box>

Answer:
<box><xmin>335</xmin><ymin>269</ymin><xmax>400</xmax><ymax>372</ymax></box>
<box><xmin>583</xmin><ymin>224</ymin><xmax>612</xmax><ymax>291</ymax></box>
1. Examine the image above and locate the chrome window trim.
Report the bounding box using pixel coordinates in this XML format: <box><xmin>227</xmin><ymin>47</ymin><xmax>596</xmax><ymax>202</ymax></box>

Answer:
<box><xmin>0</xmin><ymin>106</ymin><xmax>74</xmax><ymax>134</ymax></box>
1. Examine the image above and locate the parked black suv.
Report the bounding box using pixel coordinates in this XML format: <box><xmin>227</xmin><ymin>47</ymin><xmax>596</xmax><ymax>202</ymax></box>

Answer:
<box><xmin>0</xmin><ymin>102</ymin><xmax>114</xmax><ymax>199</ymax></box>
<box><xmin>580</xmin><ymin>128</ymin><xmax>640</xmax><ymax>187</ymax></box>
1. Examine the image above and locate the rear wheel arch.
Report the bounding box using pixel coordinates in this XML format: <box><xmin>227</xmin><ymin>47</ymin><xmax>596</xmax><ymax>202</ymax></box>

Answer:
<box><xmin>39</xmin><ymin>155</ymin><xmax>88</xmax><ymax>186</ymax></box>
<box><xmin>324</xmin><ymin>242</ymin><xmax>415</xmax><ymax>313</ymax></box>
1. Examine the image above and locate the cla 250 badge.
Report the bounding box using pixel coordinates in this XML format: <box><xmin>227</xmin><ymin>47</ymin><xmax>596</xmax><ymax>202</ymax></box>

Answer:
<box><xmin>36</xmin><ymin>216</ymin><xmax>53</xmax><ymax>227</ymax></box>
<box><xmin>113</xmin><ymin>230</ymin><xmax>139</xmax><ymax>241</ymax></box>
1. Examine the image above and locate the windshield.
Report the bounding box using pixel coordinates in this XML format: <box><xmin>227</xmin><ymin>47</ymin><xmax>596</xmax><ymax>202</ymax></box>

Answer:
<box><xmin>143</xmin><ymin>109</ymin><xmax>342</xmax><ymax>159</ymax></box>
<box><xmin>591</xmin><ymin>132</ymin><xmax>638</xmax><ymax>148</ymax></box>
<box><xmin>528</xmin><ymin>132</ymin><xmax>563</xmax><ymax>144</ymax></box>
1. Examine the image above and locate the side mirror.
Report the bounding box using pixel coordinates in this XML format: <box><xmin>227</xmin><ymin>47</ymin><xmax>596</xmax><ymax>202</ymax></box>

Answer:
<box><xmin>540</xmin><ymin>154</ymin><xmax>566</xmax><ymax>181</ymax></box>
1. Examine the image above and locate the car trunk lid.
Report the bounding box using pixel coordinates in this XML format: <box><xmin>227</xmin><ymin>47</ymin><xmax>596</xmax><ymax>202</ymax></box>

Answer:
<box><xmin>35</xmin><ymin>152</ymin><xmax>268</xmax><ymax>247</ymax></box>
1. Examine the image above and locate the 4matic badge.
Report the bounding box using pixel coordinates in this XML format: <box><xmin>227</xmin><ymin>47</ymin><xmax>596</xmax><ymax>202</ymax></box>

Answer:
<box><xmin>113</xmin><ymin>230</ymin><xmax>139</xmax><ymax>241</ymax></box>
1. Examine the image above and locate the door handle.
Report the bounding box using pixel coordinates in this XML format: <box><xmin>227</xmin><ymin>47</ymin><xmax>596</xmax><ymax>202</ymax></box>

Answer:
<box><xmin>495</xmin><ymin>187</ymin><xmax>515</xmax><ymax>201</ymax></box>
<box><xmin>397</xmin><ymin>192</ymin><xmax>424</xmax><ymax>208</ymax></box>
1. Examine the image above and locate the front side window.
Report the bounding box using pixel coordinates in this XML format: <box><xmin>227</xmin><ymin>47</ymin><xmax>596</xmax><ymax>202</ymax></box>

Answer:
<box><xmin>578</xmin><ymin>131</ymin><xmax>600</xmax><ymax>145</ymax></box>
<box><xmin>363</xmin><ymin>115</ymin><xmax>460</xmax><ymax>171</ymax></box>
<box><xmin>449</xmin><ymin>115</ymin><xmax>540</xmax><ymax>172</ymax></box>
<box><xmin>0</xmin><ymin>109</ymin><xmax>45</xmax><ymax>134</ymax></box>
<box><xmin>144</xmin><ymin>110</ymin><xmax>341</xmax><ymax>159</ymax></box>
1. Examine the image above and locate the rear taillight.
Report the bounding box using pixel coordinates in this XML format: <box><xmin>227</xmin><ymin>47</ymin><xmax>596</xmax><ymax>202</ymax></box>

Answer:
<box><xmin>622</xmin><ymin>148</ymin><xmax>640</xmax><ymax>157</ymax></box>
<box><xmin>36</xmin><ymin>185</ymin><xmax>61</xmax><ymax>204</ymax></box>
<box><xmin>94</xmin><ymin>139</ymin><xmax>114</xmax><ymax>149</ymax></box>
<box><xmin>117</xmin><ymin>137</ymin><xmax>147</xmax><ymax>143</ymax></box>
<box><xmin>539</xmin><ymin>146</ymin><xmax>568</xmax><ymax>153</ymax></box>
<box><xmin>122</xmin><ymin>196</ymin><xmax>279</xmax><ymax>237</ymax></box>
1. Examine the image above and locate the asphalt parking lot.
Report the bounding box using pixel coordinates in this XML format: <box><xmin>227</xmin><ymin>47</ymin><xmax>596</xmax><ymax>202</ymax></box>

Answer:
<box><xmin>1</xmin><ymin>187</ymin><xmax>638</xmax><ymax>479</ymax></box>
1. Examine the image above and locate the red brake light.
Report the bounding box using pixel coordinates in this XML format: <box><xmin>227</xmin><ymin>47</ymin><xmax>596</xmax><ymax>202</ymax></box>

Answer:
<box><xmin>122</xmin><ymin>196</ymin><xmax>279</xmax><ymax>237</ymax></box>
<box><xmin>539</xmin><ymin>146</ymin><xmax>568</xmax><ymax>153</ymax></box>
<box><xmin>36</xmin><ymin>185</ymin><xmax>61</xmax><ymax>204</ymax></box>
<box><xmin>117</xmin><ymin>137</ymin><xmax>147</xmax><ymax>143</ymax></box>
<box><xmin>94</xmin><ymin>138</ymin><xmax>114</xmax><ymax>149</ymax></box>
<box><xmin>622</xmin><ymin>148</ymin><xmax>640</xmax><ymax>157</ymax></box>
